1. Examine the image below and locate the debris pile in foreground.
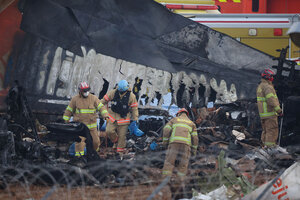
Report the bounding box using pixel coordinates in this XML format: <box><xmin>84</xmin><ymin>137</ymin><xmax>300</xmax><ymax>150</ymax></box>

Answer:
<box><xmin>0</xmin><ymin>84</ymin><xmax>299</xmax><ymax>200</ymax></box>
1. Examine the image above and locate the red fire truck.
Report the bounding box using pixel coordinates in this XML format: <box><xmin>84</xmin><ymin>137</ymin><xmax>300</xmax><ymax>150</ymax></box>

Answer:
<box><xmin>156</xmin><ymin>0</ymin><xmax>300</xmax><ymax>60</ymax></box>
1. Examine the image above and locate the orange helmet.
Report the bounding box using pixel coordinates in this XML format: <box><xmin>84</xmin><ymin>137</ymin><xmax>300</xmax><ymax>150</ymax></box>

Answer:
<box><xmin>78</xmin><ymin>82</ymin><xmax>90</xmax><ymax>92</ymax></box>
<box><xmin>176</xmin><ymin>108</ymin><xmax>189</xmax><ymax>117</ymax></box>
<box><xmin>261</xmin><ymin>68</ymin><xmax>275</xmax><ymax>81</ymax></box>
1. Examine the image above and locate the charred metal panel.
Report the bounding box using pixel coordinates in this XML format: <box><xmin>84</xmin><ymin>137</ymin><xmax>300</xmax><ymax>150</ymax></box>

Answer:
<box><xmin>158</xmin><ymin>24</ymin><xmax>278</xmax><ymax>71</ymax></box>
<box><xmin>7</xmin><ymin>38</ymin><xmax>243</xmax><ymax>114</ymax></box>
<box><xmin>7</xmin><ymin>0</ymin><xmax>285</xmax><ymax>114</ymax></box>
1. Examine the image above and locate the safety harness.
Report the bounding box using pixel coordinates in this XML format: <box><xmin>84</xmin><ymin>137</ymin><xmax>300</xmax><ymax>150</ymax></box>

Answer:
<box><xmin>111</xmin><ymin>91</ymin><xmax>130</xmax><ymax>118</ymax></box>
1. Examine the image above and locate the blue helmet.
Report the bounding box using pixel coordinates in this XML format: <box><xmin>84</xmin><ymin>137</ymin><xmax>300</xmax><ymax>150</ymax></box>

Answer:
<box><xmin>118</xmin><ymin>80</ymin><xmax>129</xmax><ymax>92</ymax></box>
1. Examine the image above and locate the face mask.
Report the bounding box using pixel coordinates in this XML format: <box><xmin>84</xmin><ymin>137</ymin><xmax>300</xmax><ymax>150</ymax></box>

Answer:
<box><xmin>83</xmin><ymin>91</ymin><xmax>89</xmax><ymax>97</ymax></box>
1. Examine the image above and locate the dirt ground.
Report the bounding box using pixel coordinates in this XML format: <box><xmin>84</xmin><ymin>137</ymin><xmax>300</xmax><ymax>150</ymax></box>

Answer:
<box><xmin>0</xmin><ymin>184</ymin><xmax>172</xmax><ymax>200</ymax></box>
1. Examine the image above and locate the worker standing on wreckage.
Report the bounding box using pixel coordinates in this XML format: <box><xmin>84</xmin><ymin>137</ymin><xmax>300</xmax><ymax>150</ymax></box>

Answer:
<box><xmin>100</xmin><ymin>80</ymin><xmax>139</xmax><ymax>160</ymax></box>
<box><xmin>63</xmin><ymin>82</ymin><xmax>109</xmax><ymax>156</ymax></box>
<box><xmin>256</xmin><ymin>69</ymin><xmax>283</xmax><ymax>148</ymax></box>
<box><xmin>162</xmin><ymin>108</ymin><xmax>198</xmax><ymax>185</ymax></box>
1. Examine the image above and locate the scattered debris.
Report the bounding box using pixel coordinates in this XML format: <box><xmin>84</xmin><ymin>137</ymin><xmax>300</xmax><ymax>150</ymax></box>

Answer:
<box><xmin>244</xmin><ymin>161</ymin><xmax>300</xmax><ymax>200</ymax></box>
<box><xmin>185</xmin><ymin>185</ymin><xmax>229</xmax><ymax>200</ymax></box>
<box><xmin>1</xmin><ymin>80</ymin><xmax>299</xmax><ymax>199</ymax></box>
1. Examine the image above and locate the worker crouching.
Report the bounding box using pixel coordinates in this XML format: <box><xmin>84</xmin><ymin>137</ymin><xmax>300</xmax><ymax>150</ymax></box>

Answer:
<box><xmin>162</xmin><ymin>108</ymin><xmax>198</xmax><ymax>197</ymax></box>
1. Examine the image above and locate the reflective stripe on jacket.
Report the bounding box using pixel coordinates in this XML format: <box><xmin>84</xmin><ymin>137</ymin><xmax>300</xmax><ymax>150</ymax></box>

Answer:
<box><xmin>256</xmin><ymin>79</ymin><xmax>282</xmax><ymax>119</ymax></box>
<box><xmin>162</xmin><ymin>114</ymin><xmax>198</xmax><ymax>149</ymax></box>
<box><xmin>63</xmin><ymin>94</ymin><xmax>108</xmax><ymax>129</ymax></box>
<box><xmin>100</xmin><ymin>88</ymin><xmax>138</xmax><ymax>125</ymax></box>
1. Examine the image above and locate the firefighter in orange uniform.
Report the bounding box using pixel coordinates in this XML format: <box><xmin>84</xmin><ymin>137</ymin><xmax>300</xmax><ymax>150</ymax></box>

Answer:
<box><xmin>162</xmin><ymin>108</ymin><xmax>198</xmax><ymax>179</ymax></box>
<box><xmin>100</xmin><ymin>80</ymin><xmax>138</xmax><ymax>159</ymax></box>
<box><xmin>256</xmin><ymin>69</ymin><xmax>283</xmax><ymax>147</ymax></box>
<box><xmin>63</xmin><ymin>82</ymin><xmax>108</xmax><ymax>156</ymax></box>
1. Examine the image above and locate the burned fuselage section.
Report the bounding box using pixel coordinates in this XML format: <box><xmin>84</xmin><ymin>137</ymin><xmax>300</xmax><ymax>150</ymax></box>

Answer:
<box><xmin>5</xmin><ymin>0</ymin><xmax>286</xmax><ymax>117</ymax></box>
<box><xmin>1</xmin><ymin>0</ymin><xmax>300</xmax><ymax>198</ymax></box>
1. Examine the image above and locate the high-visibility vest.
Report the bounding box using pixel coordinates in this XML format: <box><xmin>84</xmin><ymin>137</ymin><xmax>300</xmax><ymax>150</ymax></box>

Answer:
<box><xmin>256</xmin><ymin>79</ymin><xmax>281</xmax><ymax>119</ymax></box>
<box><xmin>162</xmin><ymin>115</ymin><xmax>198</xmax><ymax>150</ymax></box>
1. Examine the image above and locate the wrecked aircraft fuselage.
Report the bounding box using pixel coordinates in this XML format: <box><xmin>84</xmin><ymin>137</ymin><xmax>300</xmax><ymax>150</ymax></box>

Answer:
<box><xmin>3</xmin><ymin>0</ymin><xmax>286</xmax><ymax>117</ymax></box>
<box><xmin>0</xmin><ymin>0</ymin><xmax>298</xmax><ymax>152</ymax></box>
<box><xmin>1</xmin><ymin>0</ymin><xmax>298</xmax><ymax>150</ymax></box>
<box><xmin>0</xmin><ymin>1</ymin><xmax>300</xmax><ymax>199</ymax></box>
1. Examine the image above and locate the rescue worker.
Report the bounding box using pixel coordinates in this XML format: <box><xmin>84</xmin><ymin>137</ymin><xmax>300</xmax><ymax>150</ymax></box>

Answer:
<box><xmin>256</xmin><ymin>68</ymin><xmax>283</xmax><ymax>147</ymax></box>
<box><xmin>100</xmin><ymin>80</ymin><xmax>138</xmax><ymax>159</ymax></box>
<box><xmin>162</xmin><ymin>108</ymin><xmax>198</xmax><ymax>179</ymax></box>
<box><xmin>63</xmin><ymin>82</ymin><xmax>108</xmax><ymax>156</ymax></box>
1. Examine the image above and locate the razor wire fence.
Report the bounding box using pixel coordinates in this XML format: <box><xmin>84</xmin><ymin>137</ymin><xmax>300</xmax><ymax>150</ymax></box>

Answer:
<box><xmin>0</xmin><ymin>143</ymin><xmax>297</xmax><ymax>200</ymax></box>
<box><xmin>2</xmin><ymin>82</ymin><xmax>298</xmax><ymax>199</ymax></box>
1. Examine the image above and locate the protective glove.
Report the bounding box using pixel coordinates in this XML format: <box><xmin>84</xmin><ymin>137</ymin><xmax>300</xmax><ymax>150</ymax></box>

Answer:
<box><xmin>129</xmin><ymin>121</ymin><xmax>144</xmax><ymax>136</ymax></box>
<box><xmin>278</xmin><ymin>112</ymin><xmax>284</xmax><ymax>117</ymax></box>
<box><xmin>130</xmin><ymin>120</ymin><xmax>137</xmax><ymax>128</ymax></box>
<box><xmin>128</xmin><ymin>121</ymin><xmax>137</xmax><ymax>134</ymax></box>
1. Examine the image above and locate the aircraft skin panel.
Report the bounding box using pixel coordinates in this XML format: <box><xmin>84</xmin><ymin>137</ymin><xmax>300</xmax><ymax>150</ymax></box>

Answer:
<box><xmin>5</xmin><ymin>0</ymin><xmax>286</xmax><ymax>114</ymax></box>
